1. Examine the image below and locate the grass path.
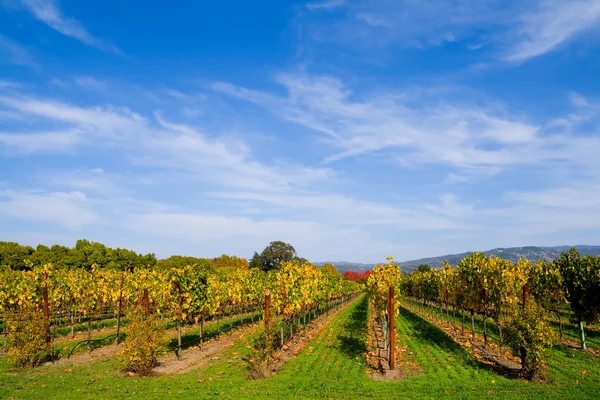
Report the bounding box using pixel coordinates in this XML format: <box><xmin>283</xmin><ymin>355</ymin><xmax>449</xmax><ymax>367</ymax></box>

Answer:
<box><xmin>0</xmin><ymin>295</ymin><xmax>598</xmax><ymax>399</ymax></box>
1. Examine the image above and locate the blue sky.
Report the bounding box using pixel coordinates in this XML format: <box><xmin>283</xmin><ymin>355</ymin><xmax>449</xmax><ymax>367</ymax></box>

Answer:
<box><xmin>1</xmin><ymin>0</ymin><xmax>600</xmax><ymax>263</ymax></box>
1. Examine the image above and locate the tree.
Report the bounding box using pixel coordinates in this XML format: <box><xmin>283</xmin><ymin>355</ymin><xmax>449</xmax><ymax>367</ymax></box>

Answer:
<box><xmin>249</xmin><ymin>241</ymin><xmax>299</xmax><ymax>272</ymax></box>
<box><xmin>0</xmin><ymin>242</ymin><xmax>35</xmax><ymax>270</ymax></box>
<box><xmin>416</xmin><ymin>264</ymin><xmax>432</xmax><ymax>273</ymax></box>
<box><xmin>155</xmin><ymin>255</ymin><xmax>212</xmax><ymax>271</ymax></box>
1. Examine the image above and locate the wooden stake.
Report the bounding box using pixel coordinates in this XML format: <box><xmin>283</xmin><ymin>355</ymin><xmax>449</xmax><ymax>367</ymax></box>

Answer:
<box><xmin>143</xmin><ymin>288</ymin><xmax>150</xmax><ymax>317</ymax></box>
<box><xmin>42</xmin><ymin>271</ymin><xmax>51</xmax><ymax>344</ymax></box>
<box><xmin>388</xmin><ymin>285</ymin><xmax>396</xmax><ymax>370</ymax></box>
<box><xmin>264</xmin><ymin>290</ymin><xmax>271</xmax><ymax>332</ymax></box>
<box><xmin>115</xmin><ymin>273</ymin><xmax>124</xmax><ymax>345</ymax></box>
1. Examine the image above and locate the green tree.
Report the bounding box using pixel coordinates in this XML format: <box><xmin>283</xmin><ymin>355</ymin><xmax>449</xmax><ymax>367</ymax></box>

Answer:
<box><xmin>416</xmin><ymin>264</ymin><xmax>432</xmax><ymax>273</ymax></box>
<box><xmin>249</xmin><ymin>241</ymin><xmax>299</xmax><ymax>272</ymax></box>
<box><xmin>0</xmin><ymin>242</ymin><xmax>35</xmax><ymax>270</ymax></box>
<box><xmin>155</xmin><ymin>255</ymin><xmax>212</xmax><ymax>271</ymax></box>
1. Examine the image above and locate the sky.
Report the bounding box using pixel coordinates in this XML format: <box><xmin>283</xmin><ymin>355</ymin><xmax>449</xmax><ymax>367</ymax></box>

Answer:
<box><xmin>1</xmin><ymin>0</ymin><xmax>600</xmax><ymax>263</ymax></box>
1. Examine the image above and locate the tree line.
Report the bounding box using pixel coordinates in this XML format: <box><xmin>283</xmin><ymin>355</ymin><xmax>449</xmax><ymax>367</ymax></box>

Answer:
<box><xmin>0</xmin><ymin>239</ymin><xmax>257</xmax><ymax>272</ymax></box>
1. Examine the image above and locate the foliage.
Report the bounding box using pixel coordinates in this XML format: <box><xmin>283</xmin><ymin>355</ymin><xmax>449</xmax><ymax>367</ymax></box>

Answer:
<box><xmin>366</xmin><ymin>257</ymin><xmax>401</xmax><ymax>320</ymax></box>
<box><xmin>0</xmin><ymin>240</ymin><xmax>156</xmax><ymax>271</ymax></box>
<box><xmin>554</xmin><ymin>249</ymin><xmax>600</xmax><ymax>323</ymax></box>
<box><xmin>342</xmin><ymin>270</ymin><xmax>371</xmax><ymax>282</ymax></box>
<box><xmin>5</xmin><ymin>306</ymin><xmax>52</xmax><ymax>368</ymax></box>
<box><xmin>210</xmin><ymin>254</ymin><xmax>249</xmax><ymax>273</ymax></box>
<box><xmin>416</xmin><ymin>264</ymin><xmax>432</xmax><ymax>273</ymax></box>
<box><xmin>121</xmin><ymin>306</ymin><xmax>166</xmax><ymax>375</ymax></box>
<box><xmin>249</xmin><ymin>241</ymin><xmax>299</xmax><ymax>272</ymax></box>
<box><xmin>0</xmin><ymin>241</ymin><xmax>35</xmax><ymax>270</ymax></box>
<box><xmin>504</xmin><ymin>302</ymin><xmax>558</xmax><ymax>378</ymax></box>
<box><xmin>321</xmin><ymin>263</ymin><xmax>340</xmax><ymax>276</ymax></box>
<box><xmin>247</xmin><ymin>319</ymin><xmax>281</xmax><ymax>379</ymax></box>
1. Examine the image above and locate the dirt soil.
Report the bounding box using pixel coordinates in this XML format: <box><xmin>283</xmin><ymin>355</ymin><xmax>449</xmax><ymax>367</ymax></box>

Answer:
<box><xmin>153</xmin><ymin>322</ymin><xmax>258</xmax><ymax>375</ymax></box>
<box><xmin>43</xmin><ymin>343</ymin><xmax>122</xmax><ymax>368</ymax></box>
<box><xmin>366</xmin><ymin>304</ymin><xmax>422</xmax><ymax>381</ymax></box>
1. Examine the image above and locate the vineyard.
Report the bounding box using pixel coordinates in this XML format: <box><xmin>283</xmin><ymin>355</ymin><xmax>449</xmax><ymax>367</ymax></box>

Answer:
<box><xmin>0</xmin><ymin>245</ymin><xmax>599</xmax><ymax>399</ymax></box>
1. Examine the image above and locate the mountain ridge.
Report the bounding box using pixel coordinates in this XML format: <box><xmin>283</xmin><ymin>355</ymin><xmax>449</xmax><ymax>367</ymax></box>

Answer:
<box><xmin>315</xmin><ymin>245</ymin><xmax>600</xmax><ymax>273</ymax></box>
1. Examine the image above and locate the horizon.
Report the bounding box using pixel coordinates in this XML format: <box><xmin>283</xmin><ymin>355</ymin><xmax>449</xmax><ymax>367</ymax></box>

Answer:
<box><xmin>2</xmin><ymin>1</ymin><xmax>600</xmax><ymax>263</ymax></box>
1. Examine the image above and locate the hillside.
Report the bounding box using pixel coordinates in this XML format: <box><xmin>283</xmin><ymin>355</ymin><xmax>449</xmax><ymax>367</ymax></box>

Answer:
<box><xmin>317</xmin><ymin>245</ymin><xmax>600</xmax><ymax>273</ymax></box>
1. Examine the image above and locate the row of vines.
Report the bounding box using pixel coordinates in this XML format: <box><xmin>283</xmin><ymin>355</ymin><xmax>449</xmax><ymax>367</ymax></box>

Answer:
<box><xmin>400</xmin><ymin>249</ymin><xmax>600</xmax><ymax>377</ymax></box>
<box><xmin>0</xmin><ymin>260</ymin><xmax>362</xmax><ymax>372</ymax></box>
<box><xmin>364</xmin><ymin>249</ymin><xmax>600</xmax><ymax>379</ymax></box>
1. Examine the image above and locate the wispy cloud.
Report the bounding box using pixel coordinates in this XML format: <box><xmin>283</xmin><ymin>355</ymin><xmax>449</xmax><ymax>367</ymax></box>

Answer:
<box><xmin>0</xmin><ymin>130</ymin><xmax>81</xmax><ymax>153</ymax></box>
<box><xmin>0</xmin><ymin>35</ymin><xmax>38</xmax><ymax>67</ymax></box>
<box><xmin>306</xmin><ymin>0</ymin><xmax>346</xmax><ymax>10</ymax></box>
<box><xmin>0</xmin><ymin>189</ymin><xmax>98</xmax><ymax>230</ymax></box>
<box><xmin>301</xmin><ymin>0</ymin><xmax>600</xmax><ymax>63</ymax></box>
<box><xmin>74</xmin><ymin>76</ymin><xmax>107</xmax><ymax>90</ymax></box>
<box><xmin>213</xmin><ymin>72</ymin><xmax>600</xmax><ymax>185</ymax></box>
<box><xmin>0</xmin><ymin>93</ymin><xmax>335</xmax><ymax>193</ymax></box>
<box><xmin>504</xmin><ymin>0</ymin><xmax>600</xmax><ymax>62</ymax></box>
<box><xmin>17</xmin><ymin>0</ymin><xmax>123</xmax><ymax>55</ymax></box>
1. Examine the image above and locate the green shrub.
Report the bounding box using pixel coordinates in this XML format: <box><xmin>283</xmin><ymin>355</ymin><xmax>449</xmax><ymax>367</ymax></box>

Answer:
<box><xmin>504</xmin><ymin>302</ymin><xmax>557</xmax><ymax>378</ymax></box>
<box><xmin>248</xmin><ymin>318</ymin><xmax>281</xmax><ymax>379</ymax></box>
<box><xmin>121</xmin><ymin>307</ymin><xmax>165</xmax><ymax>375</ymax></box>
<box><xmin>5</xmin><ymin>307</ymin><xmax>52</xmax><ymax>368</ymax></box>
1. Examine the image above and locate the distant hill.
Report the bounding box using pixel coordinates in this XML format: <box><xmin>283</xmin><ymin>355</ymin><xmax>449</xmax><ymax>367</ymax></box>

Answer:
<box><xmin>316</xmin><ymin>245</ymin><xmax>600</xmax><ymax>274</ymax></box>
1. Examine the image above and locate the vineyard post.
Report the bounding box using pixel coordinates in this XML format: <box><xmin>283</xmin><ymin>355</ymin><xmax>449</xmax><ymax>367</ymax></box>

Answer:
<box><xmin>143</xmin><ymin>288</ymin><xmax>150</xmax><ymax>317</ymax></box>
<box><xmin>199</xmin><ymin>315</ymin><xmax>204</xmax><ymax>350</ymax></box>
<box><xmin>42</xmin><ymin>271</ymin><xmax>51</xmax><ymax>344</ymax></box>
<box><xmin>264</xmin><ymin>290</ymin><xmax>271</xmax><ymax>333</ymax></box>
<box><xmin>520</xmin><ymin>284</ymin><xmax>528</xmax><ymax>369</ymax></box>
<box><xmin>115</xmin><ymin>273</ymin><xmax>124</xmax><ymax>345</ymax></box>
<box><xmin>388</xmin><ymin>285</ymin><xmax>396</xmax><ymax>370</ymax></box>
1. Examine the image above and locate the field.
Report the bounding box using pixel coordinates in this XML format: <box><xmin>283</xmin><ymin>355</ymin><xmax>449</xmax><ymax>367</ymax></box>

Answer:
<box><xmin>1</xmin><ymin>295</ymin><xmax>598</xmax><ymax>399</ymax></box>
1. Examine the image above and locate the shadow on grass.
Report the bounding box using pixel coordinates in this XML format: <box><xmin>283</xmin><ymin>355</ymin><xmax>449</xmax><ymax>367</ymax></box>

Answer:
<box><xmin>337</xmin><ymin>296</ymin><xmax>368</xmax><ymax>359</ymax></box>
<box><xmin>399</xmin><ymin>306</ymin><xmax>525</xmax><ymax>379</ymax></box>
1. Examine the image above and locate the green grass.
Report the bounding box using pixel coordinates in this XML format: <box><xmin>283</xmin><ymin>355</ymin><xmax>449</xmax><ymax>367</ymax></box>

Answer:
<box><xmin>0</xmin><ymin>295</ymin><xmax>598</xmax><ymax>399</ymax></box>
<box><xmin>405</xmin><ymin>299</ymin><xmax>600</xmax><ymax>348</ymax></box>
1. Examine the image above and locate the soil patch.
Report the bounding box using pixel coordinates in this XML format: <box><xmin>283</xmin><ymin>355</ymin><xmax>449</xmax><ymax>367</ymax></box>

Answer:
<box><xmin>43</xmin><ymin>344</ymin><xmax>121</xmax><ymax>368</ymax></box>
<box><xmin>153</xmin><ymin>322</ymin><xmax>258</xmax><ymax>375</ymax></box>
<box><xmin>367</xmin><ymin>304</ymin><xmax>422</xmax><ymax>381</ymax></box>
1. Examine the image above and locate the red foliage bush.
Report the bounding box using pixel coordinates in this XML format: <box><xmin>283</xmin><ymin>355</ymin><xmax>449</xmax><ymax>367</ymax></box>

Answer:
<box><xmin>343</xmin><ymin>270</ymin><xmax>371</xmax><ymax>282</ymax></box>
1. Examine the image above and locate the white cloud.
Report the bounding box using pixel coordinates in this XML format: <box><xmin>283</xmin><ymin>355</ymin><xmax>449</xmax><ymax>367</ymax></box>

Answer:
<box><xmin>74</xmin><ymin>76</ymin><xmax>107</xmax><ymax>90</ymax></box>
<box><xmin>0</xmin><ymin>189</ymin><xmax>98</xmax><ymax>230</ymax></box>
<box><xmin>0</xmin><ymin>96</ymin><xmax>146</xmax><ymax>138</ymax></box>
<box><xmin>123</xmin><ymin>211</ymin><xmax>405</xmax><ymax>261</ymax></box>
<box><xmin>0</xmin><ymin>130</ymin><xmax>80</xmax><ymax>153</ymax></box>
<box><xmin>209</xmin><ymin>190</ymin><xmax>460</xmax><ymax>230</ymax></box>
<box><xmin>300</xmin><ymin>0</ymin><xmax>600</xmax><ymax>63</ymax></box>
<box><xmin>302</xmin><ymin>0</ymin><xmax>502</xmax><ymax>49</ymax></box>
<box><xmin>0</xmin><ymin>80</ymin><xmax>20</xmax><ymax>89</ymax></box>
<box><xmin>213</xmin><ymin>73</ymin><xmax>576</xmax><ymax>174</ymax></box>
<box><xmin>2</xmin><ymin>77</ymin><xmax>599</xmax><ymax>262</ymax></box>
<box><xmin>306</xmin><ymin>0</ymin><xmax>346</xmax><ymax>10</ymax></box>
<box><xmin>17</xmin><ymin>0</ymin><xmax>122</xmax><ymax>54</ymax></box>
<box><xmin>425</xmin><ymin>194</ymin><xmax>474</xmax><ymax>218</ymax></box>
<box><xmin>0</xmin><ymin>35</ymin><xmax>37</xmax><ymax>68</ymax></box>
<box><xmin>0</xmin><ymin>93</ymin><xmax>335</xmax><ymax>193</ymax></box>
<box><xmin>504</xmin><ymin>0</ymin><xmax>600</xmax><ymax>62</ymax></box>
